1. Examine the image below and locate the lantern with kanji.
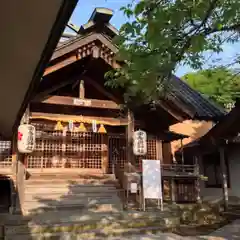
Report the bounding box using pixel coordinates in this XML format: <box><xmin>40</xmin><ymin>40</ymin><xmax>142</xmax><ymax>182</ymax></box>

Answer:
<box><xmin>17</xmin><ymin>124</ymin><xmax>36</xmax><ymax>153</ymax></box>
<box><xmin>133</xmin><ymin>130</ymin><xmax>147</xmax><ymax>156</ymax></box>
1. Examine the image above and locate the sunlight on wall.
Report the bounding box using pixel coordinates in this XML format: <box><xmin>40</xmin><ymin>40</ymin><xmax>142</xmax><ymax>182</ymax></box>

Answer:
<box><xmin>170</xmin><ymin>120</ymin><xmax>214</xmax><ymax>155</ymax></box>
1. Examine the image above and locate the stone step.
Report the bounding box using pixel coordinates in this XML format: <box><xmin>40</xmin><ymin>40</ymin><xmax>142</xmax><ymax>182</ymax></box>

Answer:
<box><xmin>23</xmin><ymin>203</ymin><xmax>121</xmax><ymax>215</ymax></box>
<box><xmin>23</xmin><ymin>195</ymin><xmax>121</xmax><ymax>207</ymax></box>
<box><xmin>1</xmin><ymin>210</ymin><xmax>174</xmax><ymax>225</ymax></box>
<box><xmin>25</xmin><ymin>178</ymin><xmax>118</xmax><ymax>185</ymax></box>
<box><xmin>24</xmin><ymin>186</ymin><xmax>118</xmax><ymax>194</ymax></box>
<box><xmin>27</xmin><ymin>173</ymin><xmax>116</xmax><ymax>181</ymax></box>
<box><xmin>4</xmin><ymin>211</ymin><xmax>179</xmax><ymax>239</ymax></box>
<box><xmin>25</xmin><ymin>182</ymin><xmax>117</xmax><ymax>187</ymax></box>
<box><xmin>24</xmin><ymin>191</ymin><xmax>120</xmax><ymax>201</ymax></box>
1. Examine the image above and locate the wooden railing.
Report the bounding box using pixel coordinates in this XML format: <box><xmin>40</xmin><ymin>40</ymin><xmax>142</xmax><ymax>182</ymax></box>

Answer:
<box><xmin>161</xmin><ymin>164</ymin><xmax>199</xmax><ymax>177</ymax></box>
<box><xmin>116</xmin><ymin>162</ymin><xmax>200</xmax><ymax>206</ymax></box>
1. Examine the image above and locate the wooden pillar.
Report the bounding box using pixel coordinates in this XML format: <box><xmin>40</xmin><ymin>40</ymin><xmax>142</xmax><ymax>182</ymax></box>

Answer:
<box><xmin>79</xmin><ymin>80</ymin><xmax>85</xmax><ymax>99</ymax></box>
<box><xmin>11</xmin><ymin>134</ymin><xmax>25</xmax><ymax>214</ymax></box>
<box><xmin>102</xmin><ymin>134</ymin><xmax>108</xmax><ymax>174</ymax></box>
<box><xmin>219</xmin><ymin>146</ymin><xmax>229</xmax><ymax>210</ymax></box>
<box><xmin>127</xmin><ymin>110</ymin><xmax>134</xmax><ymax>164</ymax></box>
<box><xmin>194</xmin><ymin>155</ymin><xmax>202</xmax><ymax>204</ymax></box>
<box><xmin>156</xmin><ymin>139</ymin><xmax>163</xmax><ymax>161</ymax></box>
<box><xmin>12</xmin><ymin>106</ymin><xmax>30</xmax><ymax>214</ymax></box>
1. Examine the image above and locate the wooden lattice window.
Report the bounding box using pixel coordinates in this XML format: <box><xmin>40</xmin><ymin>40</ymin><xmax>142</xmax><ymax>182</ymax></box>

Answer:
<box><xmin>135</xmin><ymin>136</ymin><xmax>157</xmax><ymax>168</ymax></box>
<box><xmin>0</xmin><ymin>140</ymin><xmax>12</xmax><ymax>168</ymax></box>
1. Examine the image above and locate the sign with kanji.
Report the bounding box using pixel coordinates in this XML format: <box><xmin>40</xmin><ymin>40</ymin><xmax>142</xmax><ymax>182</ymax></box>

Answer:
<box><xmin>133</xmin><ymin>130</ymin><xmax>147</xmax><ymax>156</ymax></box>
<box><xmin>17</xmin><ymin>124</ymin><xmax>36</xmax><ymax>153</ymax></box>
<box><xmin>68</xmin><ymin>120</ymin><xmax>74</xmax><ymax>132</ymax></box>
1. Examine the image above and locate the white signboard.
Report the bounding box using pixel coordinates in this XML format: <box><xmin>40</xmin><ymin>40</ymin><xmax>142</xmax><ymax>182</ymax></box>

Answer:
<box><xmin>142</xmin><ymin>159</ymin><xmax>163</xmax><ymax>210</ymax></box>
<box><xmin>130</xmin><ymin>182</ymin><xmax>138</xmax><ymax>193</ymax></box>
<box><xmin>73</xmin><ymin>98</ymin><xmax>91</xmax><ymax>106</ymax></box>
<box><xmin>133</xmin><ymin>130</ymin><xmax>147</xmax><ymax>156</ymax></box>
<box><xmin>17</xmin><ymin>124</ymin><xmax>36</xmax><ymax>153</ymax></box>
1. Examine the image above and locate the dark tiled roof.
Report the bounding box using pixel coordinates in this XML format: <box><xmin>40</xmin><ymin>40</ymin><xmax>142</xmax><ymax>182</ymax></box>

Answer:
<box><xmin>167</xmin><ymin>75</ymin><xmax>226</xmax><ymax>121</ymax></box>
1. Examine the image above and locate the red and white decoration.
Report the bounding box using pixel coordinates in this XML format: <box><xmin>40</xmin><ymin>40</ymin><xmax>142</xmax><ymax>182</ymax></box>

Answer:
<box><xmin>133</xmin><ymin>130</ymin><xmax>147</xmax><ymax>156</ymax></box>
<box><xmin>17</xmin><ymin>124</ymin><xmax>36</xmax><ymax>153</ymax></box>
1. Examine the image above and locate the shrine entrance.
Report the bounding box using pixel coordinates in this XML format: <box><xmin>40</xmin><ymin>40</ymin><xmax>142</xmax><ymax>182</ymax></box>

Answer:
<box><xmin>26</xmin><ymin>121</ymin><xmax>108</xmax><ymax>174</ymax></box>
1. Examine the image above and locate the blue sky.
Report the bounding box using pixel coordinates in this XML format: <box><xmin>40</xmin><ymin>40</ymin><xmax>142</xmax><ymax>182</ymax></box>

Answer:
<box><xmin>69</xmin><ymin>0</ymin><xmax>239</xmax><ymax>77</ymax></box>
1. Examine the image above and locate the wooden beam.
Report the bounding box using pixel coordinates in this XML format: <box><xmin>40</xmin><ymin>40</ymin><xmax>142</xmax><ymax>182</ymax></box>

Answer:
<box><xmin>84</xmin><ymin>76</ymin><xmax>121</xmax><ymax>104</ymax></box>
<box><xmin>35</xmin><ymin>95</ymin><xmax>120</xmax><ymax>110</ymax></box>
<box><xmin>30</xmin><ymin>112</ymin><xmax>128</xmax><ymax>126</ymax></box>
<box><xmin>158</xmin><ymin>101</ymin><xmax>185</xmax><ymax>121</ymax></box>
<box><xmin>44</xmin><ymin>55</ymin><xmax>77</xmax><ymax>76</ymax></box>
<box><xmin>34</xmin><ymin>71</ymin><xmax>89</xmax><ymax>101</ymax></box>
<box><xmin>219</xmin><ymin>147</ymin><xmax>229</xmax><ymax>210</ymax></box>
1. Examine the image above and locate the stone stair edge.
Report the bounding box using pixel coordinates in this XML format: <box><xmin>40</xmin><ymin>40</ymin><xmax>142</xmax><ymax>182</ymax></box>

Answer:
<box><xmin>4</xmin><ymin>214</ymin><xmax>179</xmax><ymax>236</ymax></box>
<box><xmin>23</xmin><ymin>199</ymin><xmax>122</xmax><ymax>207</ymax></box>
<box><xmin>24</xmin><ymin>192</ymin><xmax>121</xmax><ymax>198</ymax></box>
<box><xmin>4</xmin><ymin>211</ymin><xmax>178</xmax><ymax>227</ymax></box>
<box><xmin>5</xmin><ymin>225</ymin><xmax>175</xmax><ymax>240</ymax></box>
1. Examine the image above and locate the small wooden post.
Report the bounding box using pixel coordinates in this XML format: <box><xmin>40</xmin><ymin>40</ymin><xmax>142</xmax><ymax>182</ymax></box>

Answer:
<box><xmin>170</xmin><ymin>178</ymin><xmax>176</xmax><ymax>204</ymax></box>
<box><xmin>194</xmin><ymin>155</ymin><xmax>202</xmax><ymax>204</ymax></box>
<box><xmin>79</xmin><ymin>80</ymin><xmax>85</xmax><ymax>99</ymax></box>
<box><xmin>61</xmin><ymin>128</ymin><xmax>67</xmax><ymax>168</ymax></box>
<box><xmin>180</xmin><ymin>139</ymin><xmax>184</xmax><ymax>165</ymax></box>
<box><xmin>127</xmin><ymin>110</ymin><xmax>134</xmax><ymax>164</ymax></box>
<box><xmin>219</xmin><ymin>147</ymin><xmax>229</xmax><ymax>210</ymax></box>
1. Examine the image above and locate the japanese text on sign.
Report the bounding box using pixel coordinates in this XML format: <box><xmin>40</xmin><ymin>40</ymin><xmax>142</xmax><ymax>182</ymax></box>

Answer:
<box><xmin>133</xmin><ymin>130</ymin><xmax>147</xmax><ymax>156</ymax></box>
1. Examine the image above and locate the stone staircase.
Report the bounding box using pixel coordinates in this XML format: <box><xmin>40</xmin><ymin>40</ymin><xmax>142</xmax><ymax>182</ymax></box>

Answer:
<box><xmin>2</xmin><ymin>173</ymin><xmax>181</xmax><ymax>239</ymax></box>
<box><xmin>22</xmin><ymin>173</ymin><xmax>123</xmax><ymax>216</ymax></box>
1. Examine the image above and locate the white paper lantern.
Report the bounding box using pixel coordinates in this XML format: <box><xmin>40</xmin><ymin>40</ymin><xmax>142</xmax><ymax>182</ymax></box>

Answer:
<box><xmin>17</xmin><ymin>124</ymin><xmax>36</xmax><ymax>153</ymax></box>
<box><xmin>133</xmin><ymin>130</ymin><xmax>147</xmax><ymax>156</ymax></box>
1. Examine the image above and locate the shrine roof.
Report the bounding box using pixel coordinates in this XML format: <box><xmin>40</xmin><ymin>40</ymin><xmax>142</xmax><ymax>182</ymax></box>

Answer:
<box><xmin>42</xmin><ymin>7</ymin><xmax>226</xmax><ymax>123</ymax></box>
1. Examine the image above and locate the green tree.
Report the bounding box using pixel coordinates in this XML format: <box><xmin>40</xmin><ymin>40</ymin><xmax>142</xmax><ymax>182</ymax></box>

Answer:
<box><xmin>106</xmin><ymin>0</ymin><xmax>240</xmax><ymax>104</ymax></box>
<box><xmin>183</xmin><ymin>67</ymin><xmax>240</xmax><ymax>109</ymax></box>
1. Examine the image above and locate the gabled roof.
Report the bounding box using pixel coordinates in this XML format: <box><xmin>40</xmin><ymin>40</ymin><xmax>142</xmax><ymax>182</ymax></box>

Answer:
<box><xmin>43</xmin><ymin>7</ymin><xmax>226</xmax><ymax>122</ymax></box>
<box><xmin>167</xmin><ymin>76</ymin><xmax>226</xmax><ymax>121</ymax></box>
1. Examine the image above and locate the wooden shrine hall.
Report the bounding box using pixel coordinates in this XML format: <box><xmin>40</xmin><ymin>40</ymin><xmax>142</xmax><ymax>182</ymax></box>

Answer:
<box><xmin>0</xmin><ymin>8</ymin><xmax>226</xmax><ymax>213</ymax></box>
<box><xmin>25</xmin><ymin>8</ymin><xmax>224</xmax><ymax>174</ymax></box>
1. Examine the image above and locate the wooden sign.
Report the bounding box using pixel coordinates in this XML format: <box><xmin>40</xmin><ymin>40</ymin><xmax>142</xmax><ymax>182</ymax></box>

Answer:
<box><xmin>92</xmin><ymin>120</ymin><xmax>97</xmax><ymax>133</ymax></box>
<box><xmin>17</xmin><ymin>124</ymin><xmax>36</xmax><ymax>153</ymax></box>
<box><xmin>133</xmin><ymin>130</ymin><xmax>147</xmax><ymax>156</ymax></box>
<box><xmin>68</xmin><ymin>120</ymin><xmax>74</xmax><ymax>132</ymax></box>
<box><xmin>73</xmin><ymin>98</ymin><xmax>91</xmax><ymax>107</ymax></box>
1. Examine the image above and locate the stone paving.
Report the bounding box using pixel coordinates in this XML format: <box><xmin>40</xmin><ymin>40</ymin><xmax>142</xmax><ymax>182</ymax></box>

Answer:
<box><xmin>105</xmin><ymin>219</ymin><xmax>240</xmax><ymax>240</ymax></box>
<box><xmin>204</xmin><ymin>219</ymin><xmax>240</xmax><ymax>240</ymax></box>
<box><xmin>106</xmin><ymin>232</ymin><xmax>199</xmax><ymax>240</ymax></box>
